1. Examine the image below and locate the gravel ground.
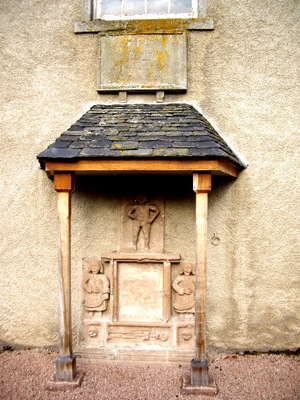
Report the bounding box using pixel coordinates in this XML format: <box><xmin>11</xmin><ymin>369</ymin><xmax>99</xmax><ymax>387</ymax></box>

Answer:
<box><xmin>0</xmin><ymin>349</ymin><xmax>299</xmax><ymax>399</ymax></box>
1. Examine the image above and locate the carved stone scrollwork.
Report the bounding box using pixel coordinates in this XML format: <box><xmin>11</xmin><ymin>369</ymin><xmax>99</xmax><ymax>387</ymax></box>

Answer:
<box><xmin>82</xmin><ymin>259</ymin><xmax>110</xmax><ymax>318</ymax></box>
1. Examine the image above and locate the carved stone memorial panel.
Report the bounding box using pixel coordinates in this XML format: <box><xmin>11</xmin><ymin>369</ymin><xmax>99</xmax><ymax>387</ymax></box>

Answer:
<box><xmin>98</xmin><ymin>33</ymin><xmax>187</xmax><ymax>92</ymax></box>
<box><xmin>118</xmin><ymin>262</ymin><xmax>163</xmax><ymax>322</ymax></box>
<box><xmin>79</xmin><ymin>193</ymin><xmax>196</xmax><ymax>366</ymax></box>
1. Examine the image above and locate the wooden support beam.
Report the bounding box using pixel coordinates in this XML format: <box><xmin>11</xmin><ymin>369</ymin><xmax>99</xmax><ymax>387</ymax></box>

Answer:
<box><xmin>191</xmin><ymin>173</ymin><xmax>211</xmax><ymax>386</ymax></box>
<box><xmin>54</xmin><ymin>173</ymin><xmax>76</xmax><ymax>381</ymax></box>
<box><xmin>45</xmin><ymin>159</ymin><xmax>239</xmax><ymax>178</ymax></box>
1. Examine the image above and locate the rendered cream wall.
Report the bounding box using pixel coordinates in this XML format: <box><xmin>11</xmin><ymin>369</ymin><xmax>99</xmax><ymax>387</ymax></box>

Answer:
<box><xmin>0</xmin><ymin>0</ymin><xmax>299</xmax><ymax>352</ymax></box>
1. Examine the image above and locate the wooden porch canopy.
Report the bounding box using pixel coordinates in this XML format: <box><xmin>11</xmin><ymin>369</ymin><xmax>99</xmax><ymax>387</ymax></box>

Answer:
<box><xmin>37</xmin><ymin>103</ymin><xmax>245</xmax><ymax>390</ymax></box>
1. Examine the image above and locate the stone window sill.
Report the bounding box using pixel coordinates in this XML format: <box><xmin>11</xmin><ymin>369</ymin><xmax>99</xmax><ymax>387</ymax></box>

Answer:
<box><xmin>74</xmin><ymin>18</ymin><xmax>214</xmax><ymax>34</ymax></box>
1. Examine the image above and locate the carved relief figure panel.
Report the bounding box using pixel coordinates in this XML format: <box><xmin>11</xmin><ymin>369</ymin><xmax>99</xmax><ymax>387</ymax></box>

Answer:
<box><xmin>121</xmin><ymin>194</ymin><xmax>164</xmax><ymax>253</ymax></box>
<box><xmin>127</xmin><ymin>194</ymin><xmax>160</xmax><ymax>251</ymax></box>
<box><xmin>172</xmin><ymin>262</ymin><xmax>195</xmax><ymax>319</ymax></box>
<box><xmin>82</xmin><ymin>259</ymin><xmax>110</xmax><ymax>318</ymax></box>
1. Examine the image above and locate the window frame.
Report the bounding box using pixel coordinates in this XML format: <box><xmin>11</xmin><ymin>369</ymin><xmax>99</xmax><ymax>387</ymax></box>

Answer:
<box><xmin>81</xmin><ymin>0</ymin><xmax>207</xmax><ymax>22</ymax></box>
<box><xmin>94</xmin><ymin>0</ymin><xmax>198</xmax><ymax>20</ymax></box>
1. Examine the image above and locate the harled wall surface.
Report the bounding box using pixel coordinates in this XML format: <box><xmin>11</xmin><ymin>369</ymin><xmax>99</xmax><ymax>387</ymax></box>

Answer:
<box><xmin>0</xmin><ymin>0</ymin><xmax>299</xmax><ymax>353</ymax></box>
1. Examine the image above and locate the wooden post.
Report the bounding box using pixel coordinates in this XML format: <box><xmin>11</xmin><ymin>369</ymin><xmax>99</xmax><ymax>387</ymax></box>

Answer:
<box><xmin>112</xmin><ymin>261</ymin><xmax>119</xmax><ymax>322</ymax></box>
<box><xmin>163</xmin><ymin>261</ymin><xmax>171</xmax><ymax>322</ymax></box>
<box><xmin>54</xmin><ymin>172</ymin><xmax>76</xmax><ymax>381</ymax></box>
<box><xmin>191</xmin><ymin>173</ymin><xmax>211</xmax><ymax>386</ymax></box>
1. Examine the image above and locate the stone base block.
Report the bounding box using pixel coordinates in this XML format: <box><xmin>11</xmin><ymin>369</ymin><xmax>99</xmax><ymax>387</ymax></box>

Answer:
<box><xmin>181</xmin><ymin>375</ymin><xmax>218</xmax><ymax>396</ymax></box>
<box><xmin>76</xmin><ymin>347</ymin><xmax>194</xmax><ymax>367</ymax></box>
<box><xmin>46</xmin><ymin>371</ymin><xmax>84</xmax><ymax>391</ymax></box>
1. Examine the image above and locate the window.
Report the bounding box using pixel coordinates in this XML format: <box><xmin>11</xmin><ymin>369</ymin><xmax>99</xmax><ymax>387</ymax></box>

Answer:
<box><xmin>77</xmin><ymin>0</ymin><xmax>212</xmax><ymax>32</ymax></box>
<box><xmin>94</xmin><ymin>0</ymin><xmax>198</xmax><ymax>20</ymax></box>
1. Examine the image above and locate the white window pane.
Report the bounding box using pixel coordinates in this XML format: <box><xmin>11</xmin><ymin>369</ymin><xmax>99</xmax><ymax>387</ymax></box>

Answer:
<box><xmin>170</xmin><ymin>0</ymin><xmax>191</xmax><ymax>13</ymax></box>
<box><xmin>148</xmin><ymin>0</ymin><xmax>168</xmax><ymax>14</ymax></box>
<box><xmin>102</xmin><ymin>0</ymin><xmax>121</xmax><ymax>16</ymax></box>
<box><xmin>125</xmin><ymin>0</ymin><xmax>145</xmax><ymax>15</ymax></box>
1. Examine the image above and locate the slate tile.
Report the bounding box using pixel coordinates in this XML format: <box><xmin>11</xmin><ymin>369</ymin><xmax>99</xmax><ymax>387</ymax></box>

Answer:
<box><xmin>89</xmin><ymin>140</ymin><xmax>111</xmax><ymax>148</ymax></box>
<box><xmin>172</xmin><ymin>142</ymin><xmax>196</xmax><ymax>148</ymax></box>
<box><xmin>152</xmin><ymin>148</ymin><xmax>189</xmax><ymax>156</ymax></box>
<box><xmin>37</xmin><ymin>148</ymin><xmax>80</xmax><ymax>158</ymax></box>
<box><xmin>80</xmin><ymin>148</ymin><xmax>114</xmax><ymax>157</ymax></box>
<box><xmin>189</xmin><ymin>147</ymin><xmax>220</xmax><ymax>156</ymax></box>
<box><xmin>59</xmin><ymin>134</ymin><xmax>82</xmax><ymax>141</ymax></box>
<box><xmin>70</xmin><ymin>142</ymin><xmax>85</xmax><ymax>149</ymax></box>
<box><xmin>111</xmin><ymin>142</ymin><xmax>139</xmax><ymax>150</ymax></box>
<box><xmin>139</xmin><ymin>140</ymin><xmax>170</xmax><ymax>149</ymax></box>
<box><xmin>137</xmin><ymin>131</ymin><xmax>166</xmax><ymax>137</ymax></box>
<box><xmin>119</xmin><ymin>149</ymin><xmax>153</xmax><ymax>156</ymax></box>
<box><xmin>49</xmin><ymin>140</ymin><xmax>72</xmax><ymax>148</ymax></box>
<box><xmin>195</xmin><ymin>141</ymin><xmax>221</xmax><ymax>149</ymax></box>
<box><xmin>37</xmin><ymin>103</ymin><xmax>244</xmax><ymax>168</ymax></box>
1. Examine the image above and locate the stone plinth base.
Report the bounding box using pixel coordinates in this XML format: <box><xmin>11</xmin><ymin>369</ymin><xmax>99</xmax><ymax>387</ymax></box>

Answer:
<box><xmin>76</xmin><ymin>347</ymin><xmax>194</xmax><ymax>367</ymax></box>
<box><xmin>46</xmin><ymin>371</ymin><xmax>84</xmax><ymax>391</ymax></box>
<box><xmin>181</xmin><ymin>375</ymin><xmax>218</xmax><ymax>396</ymax></box>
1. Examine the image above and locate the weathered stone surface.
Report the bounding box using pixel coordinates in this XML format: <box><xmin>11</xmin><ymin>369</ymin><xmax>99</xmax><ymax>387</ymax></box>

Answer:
<box><xmin>107</xmin><ymin>324</ymin><xmax>172</xmax><ymax>347</ymax></box>
<box><xmin>118</xmin><ymin>263</ymin><xmax>163</xmax><ymax>321</ymax></box>
<box><xmin>46</xmin><ymin>371</ymin><xmax>85</xmax><ymax>391</ymax></box>
<box><xmin>74</xmin><ymin>18</ymin><xmax>214</xmax><ymax>34</ymax></box>
<box><xmin>181</xmin><ymin>374</ymin><xmax>218</xmax><ymax>396</ymax></box>
<box><xmin>98</xmin><ymin>33</ymin><xmax>187</xmax><ymax>92</ymax></box>
<box><xmin>83</xmin><ymin>323</ymin><xmax>104</xmax><ymax>347</ymax></box>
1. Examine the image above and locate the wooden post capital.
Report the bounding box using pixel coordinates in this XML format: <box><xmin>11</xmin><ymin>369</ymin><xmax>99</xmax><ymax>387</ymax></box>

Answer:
<box><xmin>54</xmin><ymin>172</ymin><xmax>75</xmax><ymax>192</ymax></box>
<box><xmin>193</xmin><ymin>173</ymin><xmax>211</xmax><ymax>194</ymax></box>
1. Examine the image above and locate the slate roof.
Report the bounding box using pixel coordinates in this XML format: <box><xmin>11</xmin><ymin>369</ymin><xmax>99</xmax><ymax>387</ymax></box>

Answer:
<box><xmin>37</xmin><ymin>104</ymin><xmax>244</xmax><ymax>168</ymax></box>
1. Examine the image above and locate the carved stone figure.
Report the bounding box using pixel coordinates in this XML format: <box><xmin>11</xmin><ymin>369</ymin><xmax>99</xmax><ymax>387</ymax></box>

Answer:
<box><xmin>82</xmin><ymin>259</ymin><xmax>110</xmax><ymax>317</ymax></box>
<box><xmin>172</xmin><ymin>263</ymin><xmax>195</xmax><ymax>316</ymax></box>
<box><xmin>128</xmin><ymin>194</ymin><xmax>160</xmax><ymax>251</ymax></box>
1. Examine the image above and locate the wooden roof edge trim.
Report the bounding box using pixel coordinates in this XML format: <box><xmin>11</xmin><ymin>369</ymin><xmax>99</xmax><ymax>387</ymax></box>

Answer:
<box><xmin>217</xmin><ymin>159</ymin><xmax>239</xmax><ymax>178</ymax></box>
<box><xmin>45</xmin><ymin>159</ymin><xmax>239</xmax><ymax>177</ymax></box>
